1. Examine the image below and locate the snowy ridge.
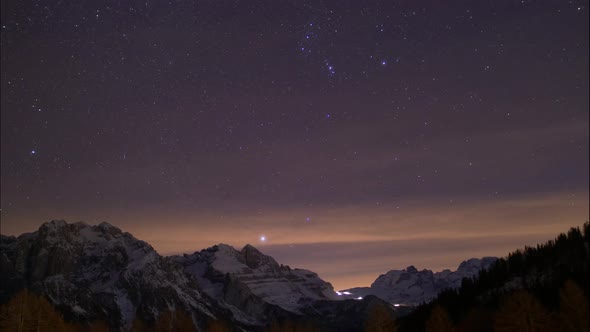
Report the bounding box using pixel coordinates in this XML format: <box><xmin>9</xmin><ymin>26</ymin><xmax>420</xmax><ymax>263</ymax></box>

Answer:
<box><xmin>174</xmin><ymin>243</ymin><xmax>338</xmax><ymax>323</ymax></box>
<box><xmin>339</xmin><ymin>257</ymin><xmax>497</xmax><ymax>305</ymax></box>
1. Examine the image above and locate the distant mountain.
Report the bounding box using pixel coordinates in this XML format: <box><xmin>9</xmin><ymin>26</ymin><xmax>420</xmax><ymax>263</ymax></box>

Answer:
<box><xmin>340</xmin><ymin>257</ymin><xmax>497</xmax><ymax>306</ymax></box>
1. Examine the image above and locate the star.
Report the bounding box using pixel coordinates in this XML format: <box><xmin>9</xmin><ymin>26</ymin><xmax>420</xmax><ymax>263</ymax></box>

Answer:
<box><xmin>30</xmin><ymin>150</ymin><xmax>36</xmax><ymax>155</ymax></box>
<box><xmin>259</xmin><ymin>235</ymin><xmax>266</xmax><ymax>242</ymax></box>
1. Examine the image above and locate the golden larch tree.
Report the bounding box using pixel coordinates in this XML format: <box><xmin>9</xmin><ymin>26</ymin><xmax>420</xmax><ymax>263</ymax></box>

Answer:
<box><xmin>364</xmin><ymin>302</ymin><xmax>396</xmax><ymax>332</ymax></box>
<box><xmin>494</xmin><ymin>290</ymin><xmax>553</xmax><ymax>332</ymax></box>
<box><xmin>425</xmin><ymin>305</ymin><xmax>455</xmax><ymax>332</ymax></box>
<box><xmin>559</xmin><ymin>280</ymin><xmax>589</xmax><ymax>332</ymax></box>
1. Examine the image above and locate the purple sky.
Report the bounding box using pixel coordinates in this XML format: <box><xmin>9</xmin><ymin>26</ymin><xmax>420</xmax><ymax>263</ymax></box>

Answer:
<box><xmin>1</xmin><ymin>0</ymin><xmax>588</xmax><ymax>289</ymax></box>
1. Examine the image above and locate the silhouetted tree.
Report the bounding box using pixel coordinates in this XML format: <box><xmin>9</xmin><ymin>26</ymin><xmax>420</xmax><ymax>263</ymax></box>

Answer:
<box><xmin>0</xmin><ymin>289</ymin><xmax>70</xmax><ymax>331</ymax></box>
<box><xmin>86</xmin><ymin>320</ymin><xmax>110</xmax><ymax>332</ymax></box>
<box><xmin>456</xmin><ymin>308</ymin><xmax>493</xmax><ymax>332</ymax></box>
<box><xmin>153</xmin><ymin>309</ymin><xmax>196</xmax><ymax>332</ymax></box>
<box><xmin>206</xmin><ymin>319</ymin><xmax>233</xmax><ymax>332</ymax></box>
<box><xmin>494</xmin><ymin>290</ymin><xmax>553</xmax><ymax>332</ymax></box>
<box><xmin>130</xmin><ymin>314</ymin><xmax>152</xmax><ymax>332</ymax></box>
<box><xmin>267</xmin><ymin>319</ymin><xmax>321</xmax><ymax>332</ymax></box>
<box><xmin>365</xmin><ymin>302</ymin><xmax>397</xmax><ymax>332</ymax></box>
<box><xmin>425</xmin><ymin>305</ymin><xmax>455</xmax><ymax>332</ymax></box>
<box><xmin>559</xmin><ymin>280</ymin><xmax>589</xmax><ymax>332</ymax></box>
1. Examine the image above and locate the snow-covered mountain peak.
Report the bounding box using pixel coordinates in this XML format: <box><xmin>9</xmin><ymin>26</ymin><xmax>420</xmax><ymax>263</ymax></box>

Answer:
<box><xmin>242</xmin><ymin>243</ymin><xmax>257</xmax><ymax>251</ymax></box>
<box><xmin>457</xmin><ymin>257</ymin><xmax>497</xmax><ymax>273</ymax></box>
<box><xmin>212</xmin><ymin>243</ymin><xmax>235</xmax><ymax>252</ymax></box>
<box><xmin>343</xmin><ymin>257</ymin><xmax>497</xmax><ymax>305</ymax></box>
<box><xmin>241</xmin><ymin>244</ymin><xmax>280</xmax><ymax>270</ymax></box>
<box><xmin>97</xmin><ymin>221</ymin><xmax>121</xmax><ymax>232</ymax></box>
<box><xmin>3</xmin><ymin>220</ymin><xmax>218</xmax><ymax>329</ymax></box>
<box><xmin>176</xmin><ymin>243</ymin><xmax>338</xmax><ymax>320</ymax></box>
<box><xmin>41</xmin><ymin>219</ymin><xmax>69</xmax><ymax>228</ymax></box>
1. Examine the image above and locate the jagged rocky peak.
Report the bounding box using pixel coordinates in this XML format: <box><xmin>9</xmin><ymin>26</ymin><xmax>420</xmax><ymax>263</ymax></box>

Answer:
<box><xmin>212</xmin><ymin>243</ymin><xmax>235</xmax><ymax>252</ymax></box>
<box><xmin>35</xmin><ymin>219</ymin><xmax>133</xmax><ymax>246</ymax></box>
<box><xmin>37</xmin><ymin>220</ymin><xmax>82</xmax><ymax>241</ymax></box>
<box><xmin>343</xmin><ymin>257</ymin><xmax>498</xmax><ymax>306</ymax></box>
<box><xmin>97</xmin><ymin>221</ymin><xmax>122</xmax><ymax>233</ymax></box>
<box><xmin>1</xmin><ymin>220</ymin><xmax>220</xmax><ymax>330</ymax></box>
<box><xmin>195</xmin><ymin>243</ymin><xmax>282</xmax><ymax>274</ymax></box>
<box><xmin>176</xmin><ymin>242</ymin><xmax>339</xmax><ymax>322</ymax></box>
<box><xmin>457</xmin><ymin>257</ymin><xmax>497</xmax><ymax>272</ymax></box>
<box><xmin>241</xmin><ymin>243</ymin><xmax>280</xmax><ymax>270</ymax></box>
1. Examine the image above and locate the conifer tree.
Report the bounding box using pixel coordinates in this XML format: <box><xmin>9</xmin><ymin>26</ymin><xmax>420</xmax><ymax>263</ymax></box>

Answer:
<box><xmin>365</xmin><ymin>302</ymin><xmax>397</xmax><ymax>332</ymax></box>
<box><xmin>495</xmin><ymin>290</ymin><xmax>552</xmax><ymax>332</ymax></box>
<box><xmin>0</xmin><ymin>289</ymin><xmax>70</xmax><ymax>332</ymax></box>
<box><xmin>425</xmin><ymin>305</ymin><xmax>455</xmax><ymax>332</ymax></box>
<box><xmin>559</xmin><ymin>280</ymin><xmax>589</xmax><ymax>332</ymax></box>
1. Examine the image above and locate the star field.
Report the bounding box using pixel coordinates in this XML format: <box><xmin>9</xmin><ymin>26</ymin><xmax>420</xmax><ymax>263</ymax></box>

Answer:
<box><xmin>1</xmin><ymin>0</ymin><xmax>588</xmax><ymax>289</ymax></box>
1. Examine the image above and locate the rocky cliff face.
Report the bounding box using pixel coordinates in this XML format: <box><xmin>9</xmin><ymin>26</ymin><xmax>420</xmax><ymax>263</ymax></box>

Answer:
<box><xmin>0</xmin><ymin>220</ymin><xmax>226</xmax><ymax>330</ymax></box>
<box><xmin>340</xmin><ymin>257</ymin><xmax>497</xmax><ymax>305</ymax></box>
<box><xmin>173</xmin><ymin>243</ymin><xmax>339</xmax><ymax>325</ymax></box>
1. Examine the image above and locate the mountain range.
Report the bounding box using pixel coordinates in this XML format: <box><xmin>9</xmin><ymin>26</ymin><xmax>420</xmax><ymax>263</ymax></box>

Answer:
<box><xmin>339</xmin><ymin>257</ymin><xmax>497</xmax><ymax>305</ymax></box>
<box><xmin>0</xmin><ymin>220</ymin><xmax>496</xmax><ymax>330</ymax></box>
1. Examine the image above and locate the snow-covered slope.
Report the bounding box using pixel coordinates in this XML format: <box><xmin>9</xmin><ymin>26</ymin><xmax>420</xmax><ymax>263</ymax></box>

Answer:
<box><xmin>174</xmin><ymin>243</ymin><xmax>338</xmax><ymax>324</ymax></box>
<box><xmin>340</xmin><ymin>258</ymin><xmax>497</xmax><ymax>305</ymax></box>
<box><xmin>0</xmin><ymin>220</ymin><xmax>225</xmax><ymax>329</ymax></box>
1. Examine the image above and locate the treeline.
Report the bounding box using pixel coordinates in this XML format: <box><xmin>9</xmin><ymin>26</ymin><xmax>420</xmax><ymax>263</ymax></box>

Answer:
<box><xmin>0</xmin><ymin>288</ymin><xmax>318</xmax><ymax>332</ymax></box>
<box><xmin>399</xmin><ymin>222</ymin><xmax>590</xmax><ymax>332</ymax></box>
<box><xmin>0</xmin><ymin>289</ymin><xmax>222</xmax><ymax>332</ymax></box>
<box><xmin>0</xmin><ymin>288</ymin><xmax>398</xmax><ymax>332</ymax></box>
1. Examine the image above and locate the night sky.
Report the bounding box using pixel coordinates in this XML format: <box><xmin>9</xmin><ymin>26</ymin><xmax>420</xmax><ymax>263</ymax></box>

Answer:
<box><xmin>1</xmin><ymin>0</ymin><xmax>588</xmax><ymax>289</ymax></box>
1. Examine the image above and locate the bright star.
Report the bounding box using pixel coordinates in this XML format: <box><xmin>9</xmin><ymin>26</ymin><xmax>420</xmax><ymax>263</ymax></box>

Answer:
<box><xmin>260</xmin><ymin>235</ymin><xmax>266</xmax><ymax>242</ymax></box>
<box><xmin>31</xmin><ymin>150</ymin><xmax>36</xmax><ymax>155</ymax></box>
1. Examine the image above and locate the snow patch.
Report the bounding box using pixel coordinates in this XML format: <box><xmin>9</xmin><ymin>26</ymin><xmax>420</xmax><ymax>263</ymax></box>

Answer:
<box><xmin>115</xmin><ymin>290</ymin><xmax>135</xmax><ymax>328</ymax></box>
